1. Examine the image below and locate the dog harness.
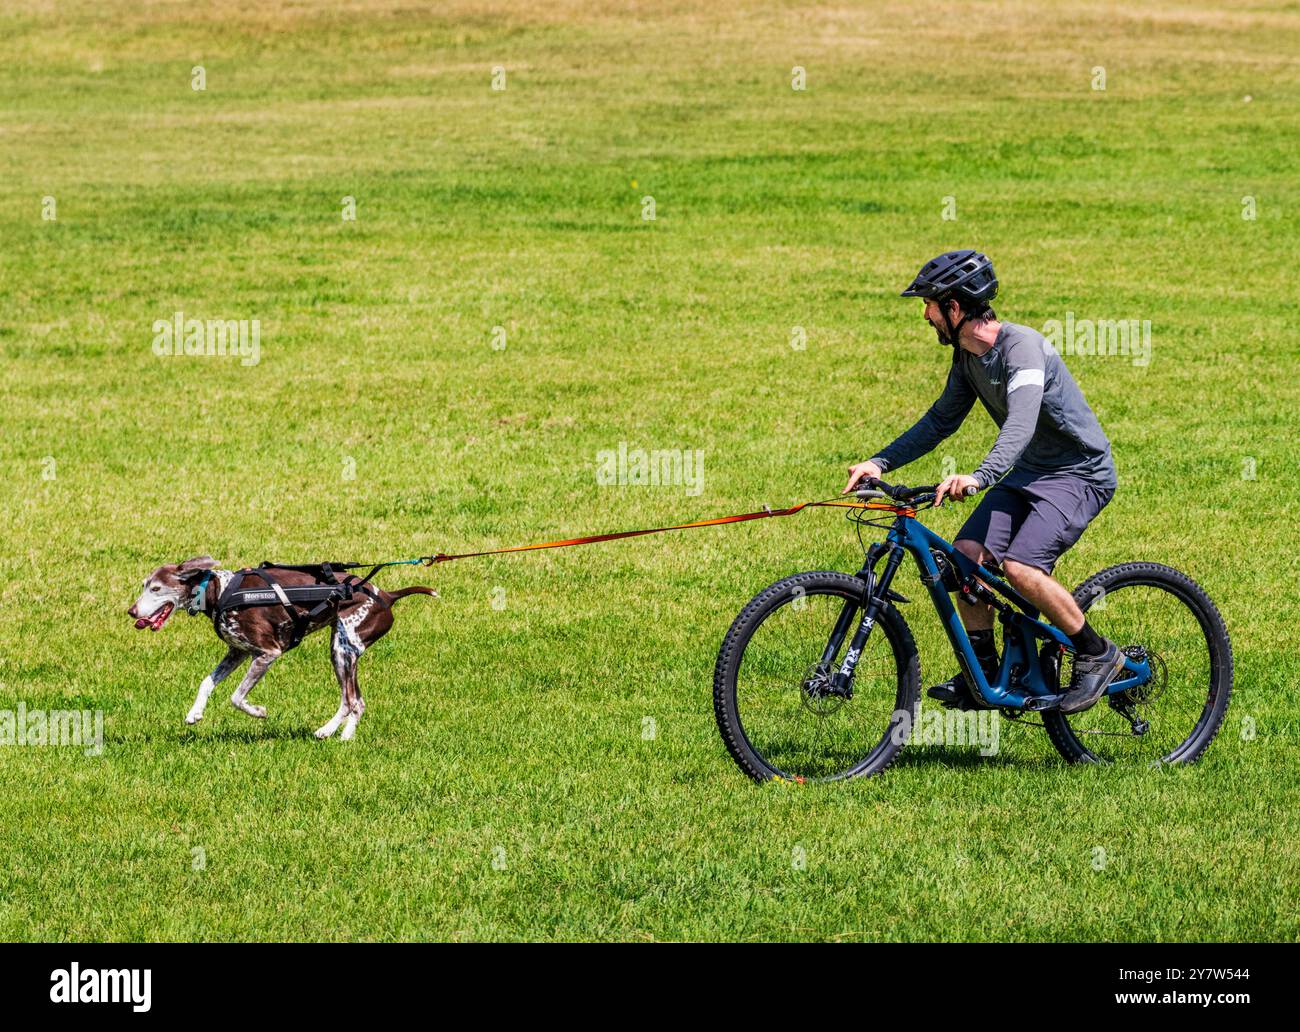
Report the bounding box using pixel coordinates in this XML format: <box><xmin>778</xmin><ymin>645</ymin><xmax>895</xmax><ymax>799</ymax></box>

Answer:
<box><xmin>200</xmin><ymin>563</ymin><xmax>385</xmax><ymax>649</ymax></box>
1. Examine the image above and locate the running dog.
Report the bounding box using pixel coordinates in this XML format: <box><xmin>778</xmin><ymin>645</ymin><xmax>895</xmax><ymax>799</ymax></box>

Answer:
<box><xmin>128</xmin><ymin>556</ymin><xmax>435</xmax><ymax>740</ymax></box>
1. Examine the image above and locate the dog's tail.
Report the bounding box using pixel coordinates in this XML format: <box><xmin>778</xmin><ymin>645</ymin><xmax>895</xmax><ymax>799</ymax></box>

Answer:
<box><xmin>386</xmin><ymin>585</ymin><xmax>438</xmax><ymax>603</ymax></box>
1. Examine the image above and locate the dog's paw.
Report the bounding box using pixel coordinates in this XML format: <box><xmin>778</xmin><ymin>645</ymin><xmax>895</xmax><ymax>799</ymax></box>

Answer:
<box><xmin>246</xmin><ymin>705</ymin><xmax>267</xmax><ymax>719</ymax></box>
<box><xmin>314</xmin><ymin>725</ymin><xmax>337</xmax><ymax>739</ymax></box>
<box><xmin>185</xmin><ymin>712</ymin><xmax>203</xmax><ymax>725</ymax></box>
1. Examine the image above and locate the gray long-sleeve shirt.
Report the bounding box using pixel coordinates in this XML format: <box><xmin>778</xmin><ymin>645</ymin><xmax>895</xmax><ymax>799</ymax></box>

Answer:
<box><xmin>871</xmin><ymin>322</ymin><xmax>1116</xmax><ymax>490</ymax></box>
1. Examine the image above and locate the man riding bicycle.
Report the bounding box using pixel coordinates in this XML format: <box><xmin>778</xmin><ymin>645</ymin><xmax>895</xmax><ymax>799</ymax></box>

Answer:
<box><xmin>844</xmin><ymin>250</ymin><xmax>1124</xmax><ymax>714</ymax></box>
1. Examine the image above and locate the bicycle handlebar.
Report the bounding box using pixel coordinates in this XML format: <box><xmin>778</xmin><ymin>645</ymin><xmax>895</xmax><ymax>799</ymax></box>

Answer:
<box><xmin>852</xmin><ymin>477</ymin><xmax>977</xmax><ymax>507</ymax></box>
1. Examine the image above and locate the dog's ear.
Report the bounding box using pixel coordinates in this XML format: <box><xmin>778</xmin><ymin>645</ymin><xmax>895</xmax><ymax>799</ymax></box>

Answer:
<box><xmin>177</xmin><ymin>555</ymin><xmax>219</xmax><ymax>581</ymax></box>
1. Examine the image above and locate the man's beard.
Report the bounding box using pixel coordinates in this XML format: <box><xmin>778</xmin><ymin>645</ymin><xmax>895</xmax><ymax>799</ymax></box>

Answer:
<box><xmin>928</xmin><ymin>315</ymin><xmax>956</xmax><ymax>346</ymax></box>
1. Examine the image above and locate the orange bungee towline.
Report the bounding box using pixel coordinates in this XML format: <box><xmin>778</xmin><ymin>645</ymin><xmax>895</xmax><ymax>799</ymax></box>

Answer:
<box><xmin>413</xmin><ymin>495</ymin><xmax>896</xmax><ymax>566</ymax></box>
<box><xmin>264</xmin><ymin>497</ymin><xmax>897</xmax><ymax>593</ymax></box>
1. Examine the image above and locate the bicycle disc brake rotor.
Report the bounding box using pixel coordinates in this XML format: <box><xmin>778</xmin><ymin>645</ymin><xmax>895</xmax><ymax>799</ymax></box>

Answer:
<box><xmin>800</xmin><ymin>664</ymin><xmax>846</xmax><ymax>715</ymax></box>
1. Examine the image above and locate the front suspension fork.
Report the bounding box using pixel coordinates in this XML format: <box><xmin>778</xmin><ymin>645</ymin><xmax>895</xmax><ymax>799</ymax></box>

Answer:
<box><xmin>825</xmin><ymin>543</ymin><xmax>904</xmax><ymax>695</ymax></box>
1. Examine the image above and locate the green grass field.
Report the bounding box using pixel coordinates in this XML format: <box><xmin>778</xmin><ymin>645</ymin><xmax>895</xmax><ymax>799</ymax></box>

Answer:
<box><xmin>2</xmin><ymin>0</ymin><xmax>1298</xmax><ymax>941</ymax></box>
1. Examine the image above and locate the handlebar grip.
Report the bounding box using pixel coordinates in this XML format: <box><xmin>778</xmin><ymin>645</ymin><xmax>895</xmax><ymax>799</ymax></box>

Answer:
<box><xmin>963</xmin><ymin>485</ymin><xmax>978</xmax><ymax>497</ymax></box>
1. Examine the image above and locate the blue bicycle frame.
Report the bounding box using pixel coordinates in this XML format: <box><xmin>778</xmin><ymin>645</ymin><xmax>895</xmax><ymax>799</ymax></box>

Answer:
<box><xmin>834</xmin><ymin>505</ymin><xmax>1152</xmax><ymax>711</ymax></box>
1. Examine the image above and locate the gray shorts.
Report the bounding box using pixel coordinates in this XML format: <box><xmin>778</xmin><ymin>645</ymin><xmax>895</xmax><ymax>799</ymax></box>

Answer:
<box><xmin>956</xmin><ymin>472</ymin><xmax>1114</xmax><ymax>574</ymax></box>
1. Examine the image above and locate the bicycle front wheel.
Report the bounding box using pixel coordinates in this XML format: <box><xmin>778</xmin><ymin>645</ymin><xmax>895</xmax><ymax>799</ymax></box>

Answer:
<box><xmin>713</xmin><ymin>571</ymin><xmax>920</xmax><ymax>782</ymax></box>
<box><xmin>1043</xmin><ymin>562</ymin><xmax>1233</xmax><ymax>765</ymax></box>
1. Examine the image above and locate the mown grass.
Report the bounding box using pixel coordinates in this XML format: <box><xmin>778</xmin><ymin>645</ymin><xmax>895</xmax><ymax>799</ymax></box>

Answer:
<box><xmin>0</xmin><ymin>0</ymin><xmax>1297</xmax><ymax>941</ymax></box>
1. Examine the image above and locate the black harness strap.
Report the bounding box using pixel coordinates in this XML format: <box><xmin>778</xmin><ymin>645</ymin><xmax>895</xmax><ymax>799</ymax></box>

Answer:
<box><xmin>340</xmin><ymin>574</ymin><xmax>386</xmax><ymax>606</ymax></box>
<box><xmin>215</xmin><ymin>563</ymin><xmax>360</xmax><ymax>649</ymax></box>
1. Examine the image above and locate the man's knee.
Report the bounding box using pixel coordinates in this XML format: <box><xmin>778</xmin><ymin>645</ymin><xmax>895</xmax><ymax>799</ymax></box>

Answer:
<box><xmin>1002</xmin><ymin>558</ymin><xmax>1042</xmax><ymax>591</ymax></box>
<box><xmin>954</xmin><ymin>538</ymin><xmax>990</xmax><ymax>565</ymax></box>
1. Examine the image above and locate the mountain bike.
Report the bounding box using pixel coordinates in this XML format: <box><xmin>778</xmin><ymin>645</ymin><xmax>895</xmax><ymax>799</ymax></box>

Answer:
<box><xmin>713</xmin><ymin>478</ymin><xmax>1233</xmax><ymax>781</ymax></box>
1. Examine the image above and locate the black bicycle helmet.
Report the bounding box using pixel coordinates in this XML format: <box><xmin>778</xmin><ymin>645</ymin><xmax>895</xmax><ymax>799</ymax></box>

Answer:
<box><xmin>901</xmin><ymin>250</ymin><xmax>998</xmax><ymax>309</ymax></box>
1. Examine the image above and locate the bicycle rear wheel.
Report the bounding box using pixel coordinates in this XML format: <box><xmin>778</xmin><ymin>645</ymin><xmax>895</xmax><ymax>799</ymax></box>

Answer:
<box><xmin>713</xmin><ymin>571</ymin><xmax>920</xmax><ymax>782</ymax></box>
<box><xmin>1042</xmin><ymin>562</ymin><xmax>1232</xmax><ymax>765</ymax></box>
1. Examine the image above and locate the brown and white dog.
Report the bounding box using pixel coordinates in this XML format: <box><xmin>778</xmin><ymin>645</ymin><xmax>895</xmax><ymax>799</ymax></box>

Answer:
<box><xmin>129</xmin><ymin>556</ymin><xmax>435</xmax><ymax>740</ymax></box>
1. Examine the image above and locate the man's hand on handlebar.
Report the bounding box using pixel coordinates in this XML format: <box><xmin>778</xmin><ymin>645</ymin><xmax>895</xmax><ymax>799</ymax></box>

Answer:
<box><xmin>842</xmin><ymin>461</ymin><xmax>981</xmax><ymax>507</ymax></box>
<box><xmin>934</xmin><ymin>473</ymin><xmax>980</xmax><ymax>507</ymax></box>
<box><xmin>843</xmin><ymin>460</ymin><xmax>883</xmax><ymax>494</ymax></box>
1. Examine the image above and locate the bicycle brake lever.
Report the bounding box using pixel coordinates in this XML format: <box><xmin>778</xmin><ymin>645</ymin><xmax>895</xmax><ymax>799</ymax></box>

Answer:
<box><xmin>932</xmin><ymin>484</ymin><xmax>978</xmax><ymax>508</ymax></box>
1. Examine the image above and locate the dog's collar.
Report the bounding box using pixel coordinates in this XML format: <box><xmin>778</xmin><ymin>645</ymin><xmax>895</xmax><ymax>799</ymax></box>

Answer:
<box><xmin>186</xmin><ymin>571</ymin><xmax>214</xmax><ymax>615</ymax></box>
